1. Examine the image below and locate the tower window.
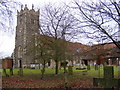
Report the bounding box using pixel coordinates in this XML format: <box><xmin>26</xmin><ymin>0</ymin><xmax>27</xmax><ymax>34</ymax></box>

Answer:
<box><xmin>31</xmin><ymin>19</ymin><xmax>35</xmax><ymax>24</ymax></box>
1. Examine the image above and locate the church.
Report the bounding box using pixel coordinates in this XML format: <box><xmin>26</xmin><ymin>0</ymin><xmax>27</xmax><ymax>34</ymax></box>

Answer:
<box><xmin>13</xmin><ymin>5</ymin><xmax>120</xmax><ymax>69</ymax></box>
<box><xmin>14</xmin><ymin>5</ymin><xmax>40</xmax><ymax>68</ymax></box>
<box><xmin>13</xmin><ymin>5</ymin><xmax>91</xmax><ymax>69</ymax></box>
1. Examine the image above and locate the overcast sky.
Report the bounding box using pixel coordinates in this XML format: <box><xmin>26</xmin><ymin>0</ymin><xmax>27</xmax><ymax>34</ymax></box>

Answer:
<box><xmin>0</xmin><ymin>0</ymin><xmax>110</xmax><ymax>58</ymax></box>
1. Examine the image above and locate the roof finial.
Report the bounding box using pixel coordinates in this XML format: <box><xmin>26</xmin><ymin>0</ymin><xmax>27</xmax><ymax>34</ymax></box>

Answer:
<box><xmin>32</xmin><ymin>4</ymin><xmax>34</xmax><ymax>9</ymax></box>
<box><xmin>25</xmin><ymin>4</ymin><xmax>27</xmax><ymax>8</ymax></box>
<box><xmin>21</xmin><ymin>5</ymin><xmax>23</xmax><ymax>10</ymax></box>
<box><xmin>24</xmin><ymin>4</ymin><xmax>28</xmax><ymax>10</ymax></box>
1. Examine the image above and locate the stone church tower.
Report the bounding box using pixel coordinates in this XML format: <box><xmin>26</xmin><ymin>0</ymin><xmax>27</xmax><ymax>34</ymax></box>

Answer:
<box><xmin>14</xmin><ymin>5</ymin><xmax>40</xmax><ymax>68</ymax></box>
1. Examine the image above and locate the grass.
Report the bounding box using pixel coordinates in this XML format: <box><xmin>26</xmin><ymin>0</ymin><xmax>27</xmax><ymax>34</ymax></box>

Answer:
<box><xmin>2</xmin><ymin>65</ymin><xmax>119</xmax><ymax>78</ymax></box>
<box><xmin>2</xmin><ymin>65</ymin><xmax>120</xmax><ymax>88</ymax></box>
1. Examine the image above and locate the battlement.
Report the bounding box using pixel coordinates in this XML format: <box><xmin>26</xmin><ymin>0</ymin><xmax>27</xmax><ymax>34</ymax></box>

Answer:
<box><xmin>17</xmin><ymin>4</ymin><xmax>39</xmax><ymax>16</ymax></box>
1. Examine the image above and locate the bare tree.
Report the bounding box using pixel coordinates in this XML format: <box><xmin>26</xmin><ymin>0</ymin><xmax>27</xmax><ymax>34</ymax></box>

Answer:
<box><xmin>0</xmin><ymin>0</ymin><xmax>20</xmax><ymax>32</ymax></box>
<box><xmin>72</xmin><ymin>0</ymin><xmax>120</xmax><ymax>50</ymax></box>
<box><xmin>36</xmin><ymin>35</ymin><xmax>53</xmax><ymax>79</ymax></box>
<box><xmin>40</xmin><ymin>3</ymin><xmax>78</xmax><ymax>74</ymax></box>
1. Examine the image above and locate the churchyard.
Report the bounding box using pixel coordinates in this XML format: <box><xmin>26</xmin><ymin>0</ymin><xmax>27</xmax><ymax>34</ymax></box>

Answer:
<box><xmin>2</xmin><ymin>65</ymin><xmax>120</xmax><ymax>88</ymax></box>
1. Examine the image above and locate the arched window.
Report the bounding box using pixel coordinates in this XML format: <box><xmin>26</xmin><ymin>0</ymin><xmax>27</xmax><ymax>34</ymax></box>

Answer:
<box><xmin>18</xmin><ymin>46</ymin><xmax>22</xmax><ymax>58</ymax></box>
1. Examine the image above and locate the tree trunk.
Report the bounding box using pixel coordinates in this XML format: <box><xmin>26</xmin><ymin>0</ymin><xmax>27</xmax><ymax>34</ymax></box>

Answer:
<box><xmin>63</xmin><ymin>61</ymin><xmax>67</xmax><ymax>73</ymax></box>
<box><xmin>10</xmin><ymin>68</ymin><xmax>13</xmax><ymax>76</ymax></box>
<box><xmin>41</xmin><ymin>60</ymin><xmax>46</xmax><ymax>79</ymax></box>
<box><xmin>19</xmin><ymin>68</ymin><xmax>23</xmax><ymax>76</ymax></box>
<box><xmin>55</xmin><ymin>60</ymin><xmax>59</xmax><ymax>74</ymax></box>
<box><xmin>19</xmin><ymin>59</ymin><xmax>23</xmax><ymax>76</ymax></box>
<box><xmin>3</xmin><ymin>69</ymin><xmax>8</xmax><ymax>77</ymax></box>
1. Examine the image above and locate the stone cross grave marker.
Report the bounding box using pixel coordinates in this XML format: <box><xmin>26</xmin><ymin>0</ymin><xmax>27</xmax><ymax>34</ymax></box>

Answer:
<box><xmin>93</xmin><ymin>66</ymin><xmax>120</xmax><ymax>88</ymax></box>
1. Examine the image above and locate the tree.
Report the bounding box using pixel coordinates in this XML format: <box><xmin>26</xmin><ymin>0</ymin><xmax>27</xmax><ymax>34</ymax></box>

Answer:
<box><xmin>40</xmin><ymin>3</ymin><xmax>78</xmax><ymax>74</ymax></box>
<box><xmin>26</xmin><ymin>33</ymin><xmax>53</xmax><ymax>79</ymax></box>
<box><xmin>35</xmin><ymin>35</ymin><xmax>53</xmax><ymax>79</ymax></box>
<box><xmin>72</xmin><ymin>0</ymin><xmax>120</xmax><ymax>50</ymax></box>
<box><xmin>0</xmin><ymin>0</ymin><xmax>20</xmax><ymax>32</ymax></box>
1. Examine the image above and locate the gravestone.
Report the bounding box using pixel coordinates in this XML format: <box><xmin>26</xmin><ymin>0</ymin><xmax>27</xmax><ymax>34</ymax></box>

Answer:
<box><xmin>118</xmin><ymin>66</ymin><xmax>120</xmax><ymax>78</ymax></box>
<box><xmin>93</xmin><ymin>66</ymin><xmax>120</xmax><ymax>88</ymax></box>
<box><xmin>95</xmin><ymin>64</ymin><xmax>98</xmax><ymax>70</ymax></box>
<box><xmin>87</xmin><ymin>65</ymin><xmax>90</xmax><ymax>70</ymax></box>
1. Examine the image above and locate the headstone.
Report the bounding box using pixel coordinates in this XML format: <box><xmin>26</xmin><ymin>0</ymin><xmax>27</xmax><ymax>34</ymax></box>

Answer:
<box><xmin>87</xmin><ymin>65</ymin><xmax>90</xmax><ymax>70</ymax></box>
<box><xmin>118</xmin><ymin>66</ymin><xmax>120</xmax><ymax>78</ymax></box>
<box><xmin>95</xmin><ymin>64</ymin><xmax>98</xmax><ymax>70</ymax></box>
<box><xmin>35</xmin><ymin>64</ymin><xmax>39</xmax><ymax>69</ymax></box>
<box><xmin>104</xmin><ymin>66</ymin><xmax>114</xmax><ymax>78</ymax></box>
<box><xmin>50</xmin><ymin>60</ymin><xmax>55</xmax><ymax>69</ymax></box>
<box><xmin>118</xmin><ymin>66</ymin><xmax>120</xmax><ymax>72</ymax></box>
<box><xmin>108</xmin><ymin>59</ymin><xmax>112</xmax><ymax>65</ymax></box>
<box><xmin>40</xmin><ymin>64</ymin><xmax>43</xmax><ymax>69</ymax></box>
<box><xmin>119</xmin><ymin>61</ymin><xmax>120</xmax><ymax>65</ymax></box>
<box><xmin>93</xmin><ymin>66</ymin><xmax>120</xmax><ymax>88</ymax></box>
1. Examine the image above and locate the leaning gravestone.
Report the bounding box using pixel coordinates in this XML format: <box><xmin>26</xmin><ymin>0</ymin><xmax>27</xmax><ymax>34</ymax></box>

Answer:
<box><xmin>93</xmin><ymin>66</ymin><xmax>120</xmax><ymax>88</ymax></box>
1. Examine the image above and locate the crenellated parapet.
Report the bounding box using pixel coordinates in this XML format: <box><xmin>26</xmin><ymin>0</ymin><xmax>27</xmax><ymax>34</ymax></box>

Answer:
<box><xmin>17</xmin><ymin>4</ymin><xmax>39</xmax><ymax>16</ymax></box>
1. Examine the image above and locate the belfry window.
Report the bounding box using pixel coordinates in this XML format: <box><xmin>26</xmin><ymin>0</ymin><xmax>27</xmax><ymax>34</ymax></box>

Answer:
<box><xmin>31</xmin><ymin>19</ymin><xmax>35</xmax><ymax>24</ymax></box>
<box><xmin>18</xmin><ymin>46</ymin><xmax>22</xmax><ymax>58</ymax></box>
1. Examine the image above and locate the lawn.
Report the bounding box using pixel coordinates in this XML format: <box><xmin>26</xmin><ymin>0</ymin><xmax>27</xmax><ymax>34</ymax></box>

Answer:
<box><xmin>2</xmin><ymin>65</ymin><xmax>120</xmax><ymax>88</ymax></box>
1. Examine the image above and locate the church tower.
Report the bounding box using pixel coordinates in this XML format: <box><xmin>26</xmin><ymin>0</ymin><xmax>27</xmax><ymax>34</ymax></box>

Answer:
<box><xmin>14</xmin><ymin>5</ymin><xmax>40</xmax><ymax>68</ymax></box>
